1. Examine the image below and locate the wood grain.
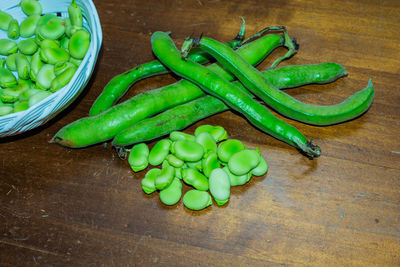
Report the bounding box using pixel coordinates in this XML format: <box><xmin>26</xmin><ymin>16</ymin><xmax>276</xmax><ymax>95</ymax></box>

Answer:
<box><xmin>1</xmin><ymin>0</ymin><xmax>399</xmax><ymax>266</ymax></box>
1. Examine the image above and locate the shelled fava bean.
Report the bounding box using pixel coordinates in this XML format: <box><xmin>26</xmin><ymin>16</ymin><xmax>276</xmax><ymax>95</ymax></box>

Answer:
<box><xmin>126</xmin><ymin>125</ymin><xmax>268</xmax><ymax>211</ymax></box>
<box><xmin>0</xmin><ymin>0</ymin><xmax>91</xmax><ymax>116</ymax></box>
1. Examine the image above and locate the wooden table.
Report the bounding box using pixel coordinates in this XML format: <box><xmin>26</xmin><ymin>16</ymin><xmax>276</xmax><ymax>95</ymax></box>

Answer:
<box><xmin>1</xmin><ymin>0</ymin><xmax>399</xmax><ymax>265</ymax></box>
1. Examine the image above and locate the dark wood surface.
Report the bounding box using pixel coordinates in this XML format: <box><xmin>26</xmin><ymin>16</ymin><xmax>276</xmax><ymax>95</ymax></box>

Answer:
<box><xmin>1</xmin><ymin>0</ymin><xmax>399</xmax><ymax>266</ymax></box>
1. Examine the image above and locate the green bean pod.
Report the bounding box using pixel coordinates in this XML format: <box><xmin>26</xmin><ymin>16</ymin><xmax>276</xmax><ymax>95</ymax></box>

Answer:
<box><xmin>88</xmin><ymin>22</ymin><xmax>246</xmax><ymax>116</ymax></box>
<box><xmin>0</xmin><ymin>10</ymin><xmax>13</xmax><ymax>31</ymax></box>
<box><xmin>0</xmin><ymin>39</ymin><xmax>18</xmax><ymax>56</ymax></box>
<box><xmin>151</xmin><ymin>31</ymin><xmax>320</xmax><ymax>158</ymax></box>
<box><xmin>18</xmin><ymin>38</ymin><xmax>38</xmax><ymax>55</ymax></box>
<box><xmin>159</xmin><ymin>178</ymin><xmax>182</xmax><ymax>206</ymax></box>
<box><xmin>68</xmin><ymin>29</ymin><xmax>90</xmax><ymax>60</ymax></box>
<box><xmin>7</xmin><ymin>19</ymin><xmax>20</xmax><ymax>40</ymax></box>
<box><xmin>0</xmin><ymin>67</ymin><xmax>17</xmax><ymax>88</ymax></box>
<box><xmin>15</xmin><ymin>54</ymin><xmax>31</xmax><ymax>80</ymax></box>
<box><xmin>52</xmin><ymin>33</ymin><xmax>284</xmax><ymax>148</ymax></box>
<box><xmin>20</xmin><ymin>15</ymin><xmax>40</xmax><ymax>38</ymax></box>
<box><xmin>128</xmin><ymin>143</ymin><xmax>149</xmax><ymax>172</ymax></box>
<box><xmin>197</xmin><ymin>36</ymin><xmax>374</xmax><ymax>126</ymax></box>
<box><xmin>20</xmin><ymin>0</ymin><xmax>43</xmax><ymax>16</ymax></box>
<box><xmin>183</xmin><ymin>189</ymin><xmax>212</xmax><ymax>211</ymax></box>
<box><xmin>50</xmin><ymin>65</ymin><xmax>77</xmax><ymax>92</ymax></box>
<box><xmin>148</xmin><ymin>139</ymin><xmax>172</xmax><ymax>166</ymax></box>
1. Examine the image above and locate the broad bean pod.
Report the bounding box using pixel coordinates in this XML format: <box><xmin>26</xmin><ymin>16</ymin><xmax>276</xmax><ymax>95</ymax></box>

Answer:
<box><xmin>88</xmin><ymin>21</ymin><xmax>247</xmax><ymax>116</ymax></box>
<box><xmin>53</xmin><ymin>33</ymin><xmax>284</xmax><ymax>148</ymax></box>
<box><xmin>194</xmin><ymin>36</ymin><xmax>374</xmax><ymax>126</ymax></box>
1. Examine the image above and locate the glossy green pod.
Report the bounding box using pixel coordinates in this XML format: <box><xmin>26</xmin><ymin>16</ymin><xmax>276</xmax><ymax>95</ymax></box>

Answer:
<box><xmin>183</xmin><ymin>189</ymin><xmax>212</xmax><ymax>211</ymax></box>
<box><xmin>20</xmin><ymin>15</ymin><xmax>40</xmax><ymax>38</ymax></box>
<box><xmin>209</xmin><ymin>168</ymin><xmax>230</xmax><ymax>206</ymax></box>
<box><xmin>7</xmin><ymin>19</ymin><xmax>20</xmax><ymax>40</ymax></box>
<box><xmin>195</xmin><ymin>125</ymin><xmax>228</xmax><ymax>142</ymax></box>
<box><xmin>20</xmin><ymin>0</ymin><xmax>43</xmax><ymax>16</ymax></box>
<box><xmin>50</xmin><ymin>65</ymin><xmax>77</xmax><ymax>92</ymax></box>
<box><xmin>18</xmin><ymin>38</ymin><xmax>38</xmax><ymax>55</ymax></box>
<box><xmin>0</xmin><ymin>39</ymin><xmax>18</xmax><ymax>56</ymax></box>
<box><xmin>128</xmin><ymin>143</ymin><xmax>149</xmax><ymax>172</ymax></box>
<box><xmin>0</xmin><ymin>10</ymin><xmax>13</xmax><ymax>31</ymax></box>
<box><xmin>159</xmin><ymin>178</ymin><xmax>182</xmax><ymax>205</ymax></box>
<box><xmin>148</xmin><ymin>139</ymin><xmax>172</xmax><ymax>166</ymax></box>
<box><xmin>68</xmin><ymin>29</ymin><xmax>90</xmax><ymax>59</ymax></box>
<box><xmin>0</xmin><ymin>67</ymin><xmax>17</xmax><ymax>88</ymax></box>
<box><xmin>141</xmin><ymin>168</ymin><xmax>160</xmax><ymax>194</ymax></box>
<box><xmin>182</xmin><ymin>168</ymin><xmax>209</xmax><ymax>191</ymax></box>
<box><xmin>28</xmin><ymin>90</ymin><xmax>51</xmax><ymax>106</ymax></box>
<box><xmin>228</xmin><ymin>149</ymin><xmax>260</xmax><ymax>176</ymax></box>
<box><xmin>40</xmin><ymin>47</ymin><xmax>70</xmax><ymax>64</ymax></box>
<box><xmin>154</xmin><ymin>164</ymin><xmax>175</xmax><ymax>190</ymax></box>
<box><xmin>36</xmin><ymin>64</ymin><xmax>55</xmax><ymax>90</ymax></box>
<box><xmin>217</xmin><ymin>139</ymin><xmax>245</xmax><ymax>163</ymax></box>
<box><xmin>15</xmin><ymin>54</ymin><xmax>31</xmax><ymax>80</ymax></box>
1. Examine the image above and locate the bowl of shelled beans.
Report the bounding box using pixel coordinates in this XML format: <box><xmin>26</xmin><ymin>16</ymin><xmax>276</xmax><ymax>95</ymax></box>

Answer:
<box><xmin>0</xmin><ymin>0</ymin><xmax>102</xmax><ymax>137</ymax></box>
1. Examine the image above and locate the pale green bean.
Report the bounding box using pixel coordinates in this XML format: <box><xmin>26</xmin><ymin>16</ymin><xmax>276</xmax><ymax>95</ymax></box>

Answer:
<box><xmin>0</xmin><ymin>39</ymin><xmax>18</xmax><ymax>56</ymax></box>
<box><xmin>20</xmin><ymin>15</ymin><xmax>40</xmax><ymax>38</ymax></box>
<box><xmin>159</xmin><ymin>178</ymin><xmax>182</xmax><ymax>205</ymax></box>
<box><xmin>128</xmin><ymin>143</ymin><xmax>149</xmax><ymax>172</ymax></box>
<box><xmin>228</xmin><ymin>149</ymin><xmax>260</xmax><ymax>176</ymax></box>
<box><xmin>148</xmin><ymin>139</ymin><xmax>171</xmax><ymax>166</ymax></box>
<box><xmin>20</xmin><ymin>0</ymin><xmax>43</xmax><ymax>16</ymax></box>
<box><xmin>36</xmin><ymin>64</ymin><xmax>55</xmax><ymax>90</ymax></box>
<box><xmin>217</xmin><ymin>139</ymin><xmax>244</xmax><ymax>163</ymax></box>
<box><xmin>183</xmin><ymin>189</ymin><xmax>212</xmax><ymax>211</ymax></box>
<box><xmin>18</xmin><ymin>38</ymin><xmax>38</xmax><ymax>55</ymax></box>
<box><xmin>7</xmin><ymin>19</ymin><xmax>20</xmax><ymax>40</ymax></box>
<box><xmin>202</xmin><ymin>152</ymin><xmax>220</xmax><ymax>178</ymax></box>
<box><xmin>182</xmin><ymin>168</ymin><xmax>209</xmax><ymax>191</ymax></box>
<box><xmin>141</xmin><ymin>168</ymin><xmax>160</xmax><ymax>194</ymax></box>
<box><xmin>209</xmin><ymin>168</ymin><xmax>230</xmax><ymax>206</ymax></box>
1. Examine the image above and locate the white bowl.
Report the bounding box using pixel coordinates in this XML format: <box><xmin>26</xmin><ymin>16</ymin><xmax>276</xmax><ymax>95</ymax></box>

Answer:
<box><xmin>0</xmin><ymin>0</ymin><xmax>102</xmax><ymax>137</ymax></box>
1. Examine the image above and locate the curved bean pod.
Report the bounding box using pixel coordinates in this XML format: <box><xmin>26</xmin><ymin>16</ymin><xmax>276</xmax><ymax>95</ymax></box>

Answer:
<box><xmin>89</xmin><ymin>21</ymin><xmax>247</xmax><ymax>116</ymax></box>
<box><xmin>151</xmin><ymin>31</ymin><xmax>320</xmax><ymax>158</ymax></box>
<box><xmin>196</xmin><ymin>36</ymin><xmax>374</xmax><ymax>126</ymax></box>
<box><xmin>53</xmin><ymin>33</ymin><xmax>283</xmax><ymax>148</ymax></box>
